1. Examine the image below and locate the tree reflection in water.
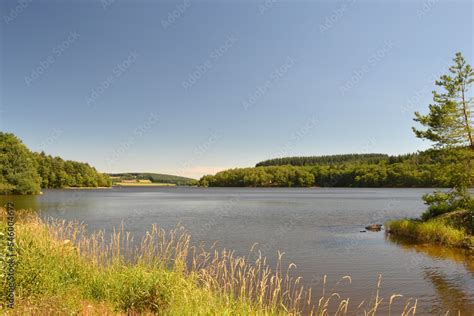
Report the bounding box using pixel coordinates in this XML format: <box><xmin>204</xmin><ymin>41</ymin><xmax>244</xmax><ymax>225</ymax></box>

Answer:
<box><xmin>387</xmin><ymin>235</ymin><xmax>474</xmax><ymax>314</ymax></box>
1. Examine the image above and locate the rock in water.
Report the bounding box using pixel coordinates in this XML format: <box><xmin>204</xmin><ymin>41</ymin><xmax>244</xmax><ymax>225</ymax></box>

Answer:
<box><xmin>365</xmin><ymin>224</ymin><xmax>383</xmax><ymax>232</ymax></box>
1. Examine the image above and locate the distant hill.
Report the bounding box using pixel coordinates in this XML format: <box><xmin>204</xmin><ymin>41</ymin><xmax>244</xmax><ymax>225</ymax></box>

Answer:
<box><xmin>109</xmin><ymin>173</ymin><xmax>197</xmax><ymax>186</ymax></box>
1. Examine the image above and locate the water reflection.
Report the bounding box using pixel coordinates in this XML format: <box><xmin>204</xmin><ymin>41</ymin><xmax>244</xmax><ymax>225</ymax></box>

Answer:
<box><xmin>0</xmin><ymin>194</ymin><xmax>39</xmax><ymax>211</ymax></box>
<box><xmin>2</xmin><ymin>188</ymin><xmax>473</xmax><ymax>314</ymax></box>
<box><xmin>387</xmin><ymin>235</ymin><xmax>474</xmax><ymax>275</ymax></box>
<box><xmin>387</xmin><ymin>235</ymin><xmax>474</xmax><ymax>314</ymax></box>
<box><xmin>424</xmin><ymin>270</ymin><xmax>474</xmax><ymax>314</ymax></box>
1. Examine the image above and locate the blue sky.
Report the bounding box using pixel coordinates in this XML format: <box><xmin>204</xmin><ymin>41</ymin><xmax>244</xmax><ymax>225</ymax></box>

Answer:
<box><xmin>0</xmin><ymin>0</ymin><xmax>472</xmax><ymax>178</ymax></box>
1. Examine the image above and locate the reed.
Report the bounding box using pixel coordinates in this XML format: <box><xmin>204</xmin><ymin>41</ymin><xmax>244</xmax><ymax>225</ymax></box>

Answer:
<box><xmin>0</xmin><ymin>208</ymin><xmax>418</xmax><ymax>315</ymax></box>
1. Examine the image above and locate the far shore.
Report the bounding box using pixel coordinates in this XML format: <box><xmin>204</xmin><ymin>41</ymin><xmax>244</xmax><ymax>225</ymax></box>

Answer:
<box><xmin>113</xmin><ymin>183</ymin><xmax>176</xmax><ymax>187</ymax></box>
<box><xmin>63</xmin><ymin>186</ymin><xmax>113</xmax><ymax>190</ymax></box>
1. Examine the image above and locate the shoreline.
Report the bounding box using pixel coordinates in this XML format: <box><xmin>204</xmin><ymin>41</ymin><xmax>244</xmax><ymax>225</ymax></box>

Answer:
<box><xmin>63</xmin><ymin>186</ymin><xmax>113</xmax><ymax>190</ymax></box>
<box><xmin>0</xmin><ymin>187</ymin><xmax>457</xmax><ymax>197</ymax></box>
<box><xmin>113</xmin><ymin>183</ymin><xmax>177</xmax><ymax>187</ymax></box>
<box><xmin>385</xmin><ymin>211</ymin><xmax>474</xmax><ymax>252</ymax></box>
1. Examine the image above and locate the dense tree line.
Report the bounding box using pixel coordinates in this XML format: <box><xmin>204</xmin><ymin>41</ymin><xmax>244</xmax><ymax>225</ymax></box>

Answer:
<box><xmin>0</xmin><ymin>132</ymin><xmax>111</xmax><ymax>195</ymax></box>
<box><xmin>34</xmin><ymin>152</ymin><xmax>111</xmax><ymax>189</ymax></box>
<box><xmin>199</xmin><ymin>166</ymin><xmax>315</xmax><ymax>187</ymax></box>
<box><xmin>255</xmin><ymin>154</ymin><xmax>390</xmax><ymax>167</ymax></box>
<box><xmin>255</xmin><ymin>153</ymin><xmax>427</xmax><ymax>167</ymax></box>
<box><xmin>198</xmin><ymin>150</ymin><xmax>461</xmax><ymax>188</ymax></box>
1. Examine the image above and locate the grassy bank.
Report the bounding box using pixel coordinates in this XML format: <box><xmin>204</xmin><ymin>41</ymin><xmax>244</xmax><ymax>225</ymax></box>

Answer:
<box><xmin>0</xmin><ymin>209</ymin><xmax>418</xmax><ymax>315</ymax></box>
<box><xmin>386</xmin><ymin>210</ymin><xmax>474</xmax><ymax>250</ymax></box>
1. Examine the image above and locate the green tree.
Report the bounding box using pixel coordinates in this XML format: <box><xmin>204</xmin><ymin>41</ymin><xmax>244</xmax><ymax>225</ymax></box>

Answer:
<box><xmin>412</xmin><ymin>52</ymin><xmax>474</xmax><ymax>216</ymax></box>
<box><xmin>0</xmin><ymin>133</ymin><xmax>111</xmax><ymax>195</ymax></box>
<box><xmin>31</xmin><ymin>152</ymin><xmax>111</xmax><ymax>190</ymax></box>
<box><xmin>413</xmin><ymin>52</ymin><xmax>473</xmax><ymax>149</ymax></box>
<box><xmin>0</xmin><ymin>132</ymin><xmax>41</xmax><ymax>194</ymax></box>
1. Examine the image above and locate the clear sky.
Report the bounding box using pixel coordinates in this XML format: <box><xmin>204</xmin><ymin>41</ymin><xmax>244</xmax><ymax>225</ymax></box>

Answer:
<box><xmin>0</xmin><ymin>0</ymin><xmax>472</xmax><ymax>178</ymax></box>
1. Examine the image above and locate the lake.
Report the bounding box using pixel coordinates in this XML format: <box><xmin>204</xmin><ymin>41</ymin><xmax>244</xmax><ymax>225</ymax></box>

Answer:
<box><xmin>2</xmin><ymin>187</ymin><xmax>473</xmax><ymax>315</ymax></box>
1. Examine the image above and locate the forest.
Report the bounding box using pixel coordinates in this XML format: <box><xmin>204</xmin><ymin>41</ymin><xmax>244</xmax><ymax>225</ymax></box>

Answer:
<box><xmin>200</xmin><ymin>53</ymin><xmax>474</xmax><ymax>189</ymax></box>
<box><xmin>256</xmin><ymin>153</ymin><xmax>395</xmax><ymax>167</ymax></box>
<box><xmin>0</xmin><ymin>132</ymin><xmax>111</xmax><ymax>195</ymax></box>
<box><xmin>199</xmin><ymin>149</ymin><xmax>471</xmax><ymax>188</ymax></box>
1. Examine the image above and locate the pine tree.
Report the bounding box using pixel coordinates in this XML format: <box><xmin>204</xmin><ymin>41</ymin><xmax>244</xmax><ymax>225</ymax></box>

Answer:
<box><xmin>412</xmin><ymin>52</ymin><xmax>473</xmax><ymax>216</ymax></box>
<box><xmin>413</xmin><ymin>52</ymin><xmax>473</xmax><ymax>149</ymax></box>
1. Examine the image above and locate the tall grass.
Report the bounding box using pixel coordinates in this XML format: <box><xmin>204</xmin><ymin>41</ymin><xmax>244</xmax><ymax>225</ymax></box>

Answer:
<box><xmin>0</xmin><ymin>209</ymin><xmax>418</xmax><ymax>315</ymax></box>
<box><xmin>386</xmin><ymin>214</ymin><xmax>473</xmax><ymax>250</ymax></box>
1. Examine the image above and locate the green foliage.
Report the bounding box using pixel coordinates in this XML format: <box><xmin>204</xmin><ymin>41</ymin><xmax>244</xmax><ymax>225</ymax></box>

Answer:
<box><xmin>420</xmin><ymin>191</ymin><xmax>464</xmax><ymax>221</ymax></box>
<box><xmin>437</xmin><ymin>148</ymin><xmax>474</xmax><ymax>198</ymax></box>
<box><xmin>413</xmin><ymin>52</ymin><xmax>474</xmax><ymax>215</ymax></box>
<box><xmin>387</xmin><ymin>54</ymin><xmax>474</xmax><ymax>249</ymax></box>
<box><xmin>0</xmin><ymin>132</ymin><xmax>111</xmax><ymax>195</ymax></box>
<box><xmin>199</xmin><ymin>150</ymin><xmax>458</xmax><ymax>188</ymax></box>
<box><xmin>90</xmin><ymin>265</ymin><xmax>172</xmax><ymax>313</ymax></box>
<box><xmin>413</xmin><ymin>52</ymin><xmax>474</xmax><ymax>149</ymax></box>
<box><xmin>109</xmin><ymin>173</ymin><xmax>196</xmax><ymax>186</ymax></box>
<box><xmin>442</xmin><ymin>209</ymin><xmax>474</xmax><ymax>236</ymax></box>
<box><xmin>256</xmin><ymin>153</ymin><xmax>390</xmax><ymax>167</ymax></box>
<box><xmin>33</xmin><ymin>152</ymin><xmax>111</xmax><ymax>189</ymax></box>
<box><xmin>1</xmin><ymin>221</ymin><xmax>88</xmax><ymax>310</ymax></box>
<box><xmin>199</xmin><ymin>166</ymin><xmax>315</xmax><ymax>187</ymax></box>
<box><xmin>420</xmin><ymin>149</ymin><xmax>474</xmax><ymax>220</ymax></box>
<box><xmin>0</xmin><ymin>133</ymin><xmax>41</xmax><ymax>195</ymax></box>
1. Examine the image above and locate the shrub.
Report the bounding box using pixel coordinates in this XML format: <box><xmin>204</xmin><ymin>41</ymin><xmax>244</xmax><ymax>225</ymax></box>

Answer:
<box><xmin>420</xmin><ymin>191</ymin><xmax>473</xmax><ymax>221</ymax></box>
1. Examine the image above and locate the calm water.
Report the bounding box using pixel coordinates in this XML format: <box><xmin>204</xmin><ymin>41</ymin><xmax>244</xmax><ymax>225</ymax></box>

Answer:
<box><xmin>2</xmin><ymin>187</ymin><xmax>473</xmax><ymax>315</ymax></box>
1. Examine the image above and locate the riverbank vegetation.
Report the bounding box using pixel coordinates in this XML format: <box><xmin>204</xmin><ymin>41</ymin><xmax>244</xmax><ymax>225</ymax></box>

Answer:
<box><xmin>0</xmin><ymin>208</ymin><xmax>419</xmax><ymax>315</ymax></box>
<box><xmin>386</xmin><ymin>210</ymin><xmax>473</xmax><ymax>250</ymax></box>
<box><xmin>386</xmin><ymin>52</ymin><xmax>473</xmax><ymax>249</ymax></box>
<box><xmin>386</xmin><ymin>189</ymin><xmax>474</xmax><ymax>250</ymax></box>
<box><xmin>0</xmin><ymin>133</ymin><xmax>111</xmax><ymax>195</ymax></box>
